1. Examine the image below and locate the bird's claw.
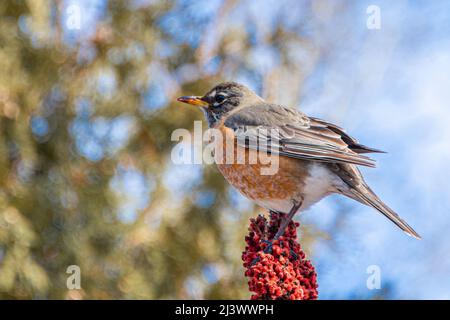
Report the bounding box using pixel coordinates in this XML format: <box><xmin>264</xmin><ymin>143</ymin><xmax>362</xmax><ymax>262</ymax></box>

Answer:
<box><xmin>250</xmin><ymin>239</ymin><xmax>273</xmax><ymax>265</ymax></box>
<box><xmin>250</xmin><ymin>239</ymin><xmax>298</xmax><ymax>266</ymax></box>
<box><xmin>261</xmin><ymin>239</ymin><xmax>273</xmax><ymax>254</ymax></box>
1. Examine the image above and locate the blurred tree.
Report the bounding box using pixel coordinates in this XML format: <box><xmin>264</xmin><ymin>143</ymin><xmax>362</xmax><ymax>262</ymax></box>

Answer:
<box><xmin>0</xmin><ymin>0</ymin><xmax>330</xmax><ymax>299</ymax></box>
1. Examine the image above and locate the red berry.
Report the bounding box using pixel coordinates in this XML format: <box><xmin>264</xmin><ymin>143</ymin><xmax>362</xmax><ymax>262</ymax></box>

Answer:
<box><xmin>242</xmin><ymin>213</ymin><xmax>318</xmax><ymax>300</ymax></box>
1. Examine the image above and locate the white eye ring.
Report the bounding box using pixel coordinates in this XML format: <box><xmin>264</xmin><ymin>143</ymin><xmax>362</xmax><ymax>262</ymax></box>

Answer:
<box><xmin>215</xmin><ymin>94</ymin><xmax>227</xmax><ymax>103</ymax></box>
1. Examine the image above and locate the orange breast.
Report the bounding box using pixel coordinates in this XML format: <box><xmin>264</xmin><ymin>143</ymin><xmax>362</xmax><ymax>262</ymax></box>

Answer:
<box><xmin>214</xmin><ymin>125</ymin><xmax>308</xmax><ymax>201</ymax></box>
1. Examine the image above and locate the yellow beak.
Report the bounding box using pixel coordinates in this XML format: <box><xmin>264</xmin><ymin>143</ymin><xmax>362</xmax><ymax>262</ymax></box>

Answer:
<box><xmin>177</xmin><ymin>96</ymin><xmax>208</xmax><ymax>107</ymax></box>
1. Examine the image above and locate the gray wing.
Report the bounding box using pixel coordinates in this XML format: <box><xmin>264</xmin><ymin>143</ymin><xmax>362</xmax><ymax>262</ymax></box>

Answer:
<box><xmin>308</xmin><ymin>117</ymin><xmax>386</xmax><ymax>154</ymax></box>
<box><xmin>224</xmin><ymin>103</ymin><xmax>378</xmax><ymax>167</ymax></box>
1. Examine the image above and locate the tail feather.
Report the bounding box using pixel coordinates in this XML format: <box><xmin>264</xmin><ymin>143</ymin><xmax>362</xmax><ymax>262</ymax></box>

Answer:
<box><xmin>349</xmin><ymin>186</ymin><xmax>421</xmax><ymax>240</ymax></box>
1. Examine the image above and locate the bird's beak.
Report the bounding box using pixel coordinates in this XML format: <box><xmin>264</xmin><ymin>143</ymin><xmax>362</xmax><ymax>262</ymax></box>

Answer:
<box><xmin>177</xmin><ymin>96</ymin><xmax>208</xmax><ymax>107</ymax></box>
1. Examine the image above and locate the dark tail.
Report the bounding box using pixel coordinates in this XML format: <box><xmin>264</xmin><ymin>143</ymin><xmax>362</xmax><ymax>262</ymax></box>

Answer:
<box><xmin>349</xmin><ymin>185</ymin><xmax>421</xmax><ymax>240</ymax></box>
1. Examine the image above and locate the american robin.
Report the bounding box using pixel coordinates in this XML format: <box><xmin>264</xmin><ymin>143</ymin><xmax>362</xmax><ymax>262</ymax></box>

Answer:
<box><xmin>177</xmin><ymin>82</ymin><xmax>421</xmax><ymax>240</ymax></box>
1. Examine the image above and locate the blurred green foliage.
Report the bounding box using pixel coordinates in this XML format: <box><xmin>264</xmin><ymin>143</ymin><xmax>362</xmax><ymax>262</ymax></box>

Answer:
<box><xmin>0</xmin><ymin>0</ymin><xmax>324</xmax><ymax>299</ymax></box>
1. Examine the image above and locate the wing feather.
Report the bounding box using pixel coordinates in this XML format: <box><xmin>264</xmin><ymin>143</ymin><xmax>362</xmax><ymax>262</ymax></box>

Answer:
<box><xmin>225</xmin><ymin>104</ymin><xmax>378</xmax><ymax>167</ymax></box>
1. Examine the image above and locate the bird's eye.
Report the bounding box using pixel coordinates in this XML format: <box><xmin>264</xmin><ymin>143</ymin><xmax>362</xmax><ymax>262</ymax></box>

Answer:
<box><xmin>215</xmin><ymin>94</ymin><xmax>226</xmax><ymax>103</ymax></box>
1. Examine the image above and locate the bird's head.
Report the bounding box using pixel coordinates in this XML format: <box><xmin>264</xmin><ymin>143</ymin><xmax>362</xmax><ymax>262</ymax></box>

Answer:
<box><xmin>177</xmin><ymin>82</ymin><xmax>263</xmax><ymax>126</ymax></box>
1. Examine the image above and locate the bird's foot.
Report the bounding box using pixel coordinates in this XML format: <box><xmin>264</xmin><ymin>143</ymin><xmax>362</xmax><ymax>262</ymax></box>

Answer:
<box><xmin>250</xmin><ymin>239</ymin><xmax>298</xmax><ymax>265</ymax></box>
<box><xmin>262</xmin><ymin>239</ymin><xmax>274</xmax><ymax>254</ymax></box>
<box><xmin>272</xmin><ymin>239</ymin><xmax>298</xmax><ymax>261</ymax></box>
<box><xmin>251</xmin><ymin>239</ymin><xmax>273</xmax><ymax>265</ymax></box>
<box><xmin>290</xmin><ymin>248</ymin><xmax>298</xmax><ymax>261</ymax></box>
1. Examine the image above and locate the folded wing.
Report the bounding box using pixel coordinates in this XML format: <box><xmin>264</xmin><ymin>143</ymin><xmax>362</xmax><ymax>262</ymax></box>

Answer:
<box><xmin>224</xmin><ymin>104</ymin><xmax>380</xmax><ymax>167</ymax></box>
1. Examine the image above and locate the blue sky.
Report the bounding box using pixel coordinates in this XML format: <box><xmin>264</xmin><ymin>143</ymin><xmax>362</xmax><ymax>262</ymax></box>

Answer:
<box><xmin>62</xmin><ymin>0</ymin><xmax>450</xmax><ymax>299</ymax></box>
<box><xmin>295</xmin><ymin>0</ymin><xmax>450</xmax><ymax>299</ymax></box>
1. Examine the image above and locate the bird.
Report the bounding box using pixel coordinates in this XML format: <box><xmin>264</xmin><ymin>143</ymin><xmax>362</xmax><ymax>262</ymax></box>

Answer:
<box><xmin>177</xmin><ymin>82</ymin><xmax>421</xmax><ymax>241</ymax></box>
